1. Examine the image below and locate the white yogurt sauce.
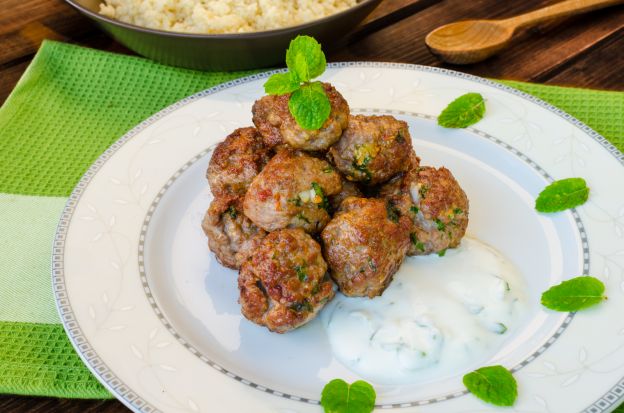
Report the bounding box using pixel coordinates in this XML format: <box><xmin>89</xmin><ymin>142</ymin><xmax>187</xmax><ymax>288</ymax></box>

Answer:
<box><xmin>322</xmin><ymin>237</ymin><xmax>527</xmax><ymax>384</ymax></box>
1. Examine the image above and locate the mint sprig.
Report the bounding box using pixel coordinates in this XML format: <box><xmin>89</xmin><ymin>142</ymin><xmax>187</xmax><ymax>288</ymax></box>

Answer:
<box><xmin>438</xmin><ymin>92</ymin><xmax>485</xmax><ymax>128</ymax></box>
<box><xmin>321</xmin><ymin>379</ymin><xmax>376</xmax><ymax>413</ymax></box>
<box><xmin>535</xmin><ymin>177</ymin><xmax>589</xmax><ymax>213</ymax></box>
<box><xmin>264</xmin><ymin>35</ymin><xmax>331</xmax><ymax>130</ymax></box>
<box><xmin>463</xmin><ymin>365</ymin><xmax>517</xmax><ymax>406</ymax></box>
<box><xmin>541</xmin><ymin>276</ymin><xmax>606</xmax><ymax>311</ymax></box>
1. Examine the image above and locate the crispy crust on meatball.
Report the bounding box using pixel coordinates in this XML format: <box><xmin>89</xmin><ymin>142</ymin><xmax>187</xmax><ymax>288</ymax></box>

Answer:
<box><xmin>243</xmin><ymin>150</ymin><xmax>342</xmax><ymax>233</ymax></box>
<box><xmin>321</xmin><ymin>197</ymin><xmax>411</xmax><ymax>298</ymax></box>
<box><xmin>202</xmin><ymin>195</ymin><xmax>266</xmax><ymax>269</ymax></box>
<box><xmin>207</xmin><ymin>127</ymin><xmax>271</xmax><ymax>198</ymax></box>
<box><xmin>238</xmin><ymin>228</ymin><xmax>335</xmax><ymax>333</ymax></box>
<box><xmin>327</xmin><ymin>115</ymin><xmax>416</xmax><ymax>185</ymax></box>
<box><xmin>380</xmin><ymin>165</ymin><xmax>469</xmax><ymax>255</ymax></box>
<box><xmin>252</xmin><ymin>83</ymin><xmax>349</xmax><ymax>151</ymax></box>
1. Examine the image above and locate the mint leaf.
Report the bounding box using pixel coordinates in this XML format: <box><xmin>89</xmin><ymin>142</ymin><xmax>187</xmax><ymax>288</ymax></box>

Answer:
<box><xmin>438</xmin><ymin>92</ymin><xmax>485</xmax><ymax>128</ymax></box>
<box><xmin>288</xmin><ymin>82</ymin><xmax>331</xmax><ymax>130</ymax></box>
<box><xmin>535</xmin><ymin>177</ymin><xmax>589</xmax><ymax>212</ymax></box>
<box><xmin>263</xmin><ymin>35</ymin><xmax>331</xmax><ymax>130</ymax></box>
<box><xmin>264</xmin><ymin>72</ymin><xmax>300</xmax><ymax>95</ymax></box>
<box><xmin>321</xmin><ymin>379</ymin><xmax>376</xmax><ymax>413</ymax></box>
<box><xmin>285</xmin><ymin>35</ymin><xmax>326</xmax><ymax>82</ymax></box>
<box><xmin>463</xmin><ymin>365</ymin><xmax>517</xmax><ymax>407</ymax></box>
<box><xmin>541</xmin><ymin>276</ymin><xmax>606</xmax><ymax>311</ymax></box>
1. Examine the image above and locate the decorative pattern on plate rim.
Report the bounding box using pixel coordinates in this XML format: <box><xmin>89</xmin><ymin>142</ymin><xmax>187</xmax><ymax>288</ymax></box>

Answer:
<box><xmin>136</xmin><ymin>108</ymin><xmax>587</xmax><ymax>408</ymax></box>
<box><xmin>51</xmin><ymin>62</ymin><xmax>624</xmax><ymax>413</ymax></box>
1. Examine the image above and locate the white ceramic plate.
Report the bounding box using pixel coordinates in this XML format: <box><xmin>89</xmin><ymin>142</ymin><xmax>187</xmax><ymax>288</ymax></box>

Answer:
<box><xmin>53</xmin><ymin>64</ymin><xmax>624</xmax><ymax>413</ymax></box>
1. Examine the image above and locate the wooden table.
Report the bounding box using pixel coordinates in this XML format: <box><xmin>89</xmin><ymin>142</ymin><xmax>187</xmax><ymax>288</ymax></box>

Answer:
<box><xmin>0</xmin><ymin>0</ymin><xmax>623</xmax><ymax>411</ymax></box>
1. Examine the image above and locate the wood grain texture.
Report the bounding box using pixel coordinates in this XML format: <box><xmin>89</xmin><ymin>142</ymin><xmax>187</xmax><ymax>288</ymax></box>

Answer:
<box><xmin>330</xmin><ymin>0</ymin><xmax>624</xmax><ymax>89</ymax></box>
<box><xmin>424</xmin><ymin>0</ymin><xmax>624</xmax><ymax>64</ymax></box>
<box><xmin>0</xmin><ymin>396</ymin><xmax>127</xmax><ymax>412</ymax></box>
<box><xmin>0</xmin><ymin>0</ymin><xmax>622</xmax><ymax>411</ymax></box>
<box><xmin>545</xmin><ymin>28</ymin><xmax>624</xmax><ymax>89</ymax></box>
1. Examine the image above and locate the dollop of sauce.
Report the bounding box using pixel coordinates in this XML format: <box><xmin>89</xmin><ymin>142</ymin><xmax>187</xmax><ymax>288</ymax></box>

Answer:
<box><xmin>322</xmin><ymin>237</ymin><xmax>527</xmax><ymax>384</ymax></box>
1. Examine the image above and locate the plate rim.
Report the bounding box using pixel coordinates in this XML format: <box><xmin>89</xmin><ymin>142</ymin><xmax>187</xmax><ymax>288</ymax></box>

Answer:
<box><xmin>52</xmin><ymin>62</ymin><xmax>624</xmax><ymax>413</ymax></box>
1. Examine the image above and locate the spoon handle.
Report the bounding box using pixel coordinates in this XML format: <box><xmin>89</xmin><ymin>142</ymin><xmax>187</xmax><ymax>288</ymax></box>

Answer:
<box><xmin>501</xmin><ymin>0</ymin><xmax>624</xmax><ymax>29</ymax></box>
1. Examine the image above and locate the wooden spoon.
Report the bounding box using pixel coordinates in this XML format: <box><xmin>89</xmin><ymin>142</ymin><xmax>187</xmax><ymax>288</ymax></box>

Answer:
<box><xmin>425</xmin><ymin>0</ymin><xmax>624</xmax><ymax>64</ymax></box>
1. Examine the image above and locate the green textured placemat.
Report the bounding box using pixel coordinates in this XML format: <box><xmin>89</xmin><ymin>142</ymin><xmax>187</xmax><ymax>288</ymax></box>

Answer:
<box><xmin>0</xmin><ymin>40</ymin><xmax>622</xmax><ymax>401</ymax></box>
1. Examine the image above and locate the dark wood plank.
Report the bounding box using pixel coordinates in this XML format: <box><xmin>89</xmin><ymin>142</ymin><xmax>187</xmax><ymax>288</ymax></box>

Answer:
<box><xmin>330</xmin><ymin>0</ymin><xmax>555</xmax><ymax>62</ymax></box>
<box><xmin>0</xmin><ymin>0</ymin><xmax>90</xmax><ymax>65</ymax></box>
<box><xmin>330</xmin><ymin>0</ymin><xmax>624</xmax><ymax>89</ymax></box>
<box><xmin>449</xmin><ymin>12</ymin><xmax>624</xmax><ymax>85</ymax></box>
<box><xmin>365</xmin><ymin>0</ymin><xmax>439</xmax><ymax>22</ymax></box>
<box><xmin>356</xmin><ymin>0</ymin><xmax>442</xmax><ymax>39</ymax></box>
<box><xmin>0</xmin><ymin>60</ymin><xmax>30</xmax><ymax>104</ymax></box>
<box><xmin>0</xmin><ymin>396</ymin><xmax>127</xmax><ymax>412</ymax></box>
<box><xmin>545</xmin><ymin>29</ymin><xmax>624</xmax><ymax>90</ymax></box>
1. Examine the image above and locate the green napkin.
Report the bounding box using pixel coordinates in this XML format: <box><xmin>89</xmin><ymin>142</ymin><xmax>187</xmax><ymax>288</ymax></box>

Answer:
<box><xmin>0</xmin><ymin>40</ymin><xmax>622</xmax><ymax>400</ymax></box>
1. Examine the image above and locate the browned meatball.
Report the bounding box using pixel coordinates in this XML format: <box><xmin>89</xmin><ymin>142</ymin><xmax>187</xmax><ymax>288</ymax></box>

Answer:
<box><xmin>207</xmin><ymin>127</ymin><xmax>271</xmax><ymax>198</ymax></box>
<box><xmin>329</xmin><ymin>179</ymin><xmax>363</xmax><ymax>211</ymax></box>
<box><xmin>327</xmin><ymin>115</ymin><xmax>416</xmax><ymax>185</ymax></box>
<box><xmin>252</xmin><ymin>83</ymin><xmax>349</xmax><ymax>151</ymax></box>
<box><xmin>243</xmin><ymin>150</ymin><xmax>342</xmax><ymax>233</ymax></box>
<box><xmin>321</xmin><ymin>197</ymin><xmax>411</xmax><ymax>298</ymax></box>
<box><xmin>238</xmin><ymin>228</ymin><xmax>335</xmax><ymax>333</ymax></box>
<box><xmin>201</xmin><ymin>195</ymin><xmax>266</xmax><ymax>269</ymax></box>
<box><xmin>379</xmin><ymin>165</ymin><xmax>469</xmax><ymax>256</ymax></box>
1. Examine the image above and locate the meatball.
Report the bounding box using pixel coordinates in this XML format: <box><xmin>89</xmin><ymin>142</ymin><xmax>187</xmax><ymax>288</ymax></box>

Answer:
<box><xmin>243</xmin><ymin>150</ymin><xmax>342</xmax><ymax>233</ymax></box>
<box><xmin>321</xmin><ymin>197</ymin><xmax>411</xmax><ymax>298</ymax></box>
<box><xmin>327</xmin><ymin>115</ymin><xmax>416</xmax><ymax>185</ymax></box>
<box><xmin>238</xmin><ymin>228</ymin><xmax>335</xmax><ymax>333</ymax></box>
<box><xmin>207</xmin><ymin>127</ymin><xmax>272</xmax><ymax>198</ymax></box>
<box><xmin>252</xmin><ymin>83</ymin><xmax>349</xmax><ymax>151</ymax></box>
<box><xmin>379</xmin><ymin>165</ymin><xmax>469</xmax><ymax>256</ymax></box>
<box><xmin>329</xmin><ymin>179</ymin><xmax>363</xmax><ymax>211</ymax></box>
<box><xmin>201</xmin><ymin>195</ymin><xmax>266</xmax><ymax>269</ymax></box>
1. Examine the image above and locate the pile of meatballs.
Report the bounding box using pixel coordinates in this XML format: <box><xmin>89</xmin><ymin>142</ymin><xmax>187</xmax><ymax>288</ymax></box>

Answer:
<box><xmin>202</xmin><ymin>82</ymin><xmax>469</xmax><ymax>333</ymax></box>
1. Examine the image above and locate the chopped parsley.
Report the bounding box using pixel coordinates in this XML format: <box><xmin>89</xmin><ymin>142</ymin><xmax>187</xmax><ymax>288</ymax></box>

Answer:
<box><xmin>435</xmin><ymin>218</ymin><xmax>446</xmax><ymax>231</ymax></box>
<box><xmin>493</xmin><ymin>323</ymin><xmax>508</xmax><ymax>334</ymax></box>
<box><xmin>437</xmin><ymin>248</ymin><xmax>447</xmax><ymax>257</ymax></box>
<box><xmin>290</xmin><ymin>300</ymin><xmax>313</xmax><ymax>313</ymax></box>
<box><xmin>296</xmin><ymin>212</ymin><xmax>310</xmax><ymax>223</ymax></box>
<box><xmin>226</xmin><ymin>206</ymin><xmax>237</xmax><ymax>219</ymax></box>
<box><xmin>410</xmin><ymin>232</ymin><xmax>418</xmax><ymax>245</ymax></box>
<box><xmin>415</xmin><ymin>241</ymin><xmax>425</xmax><ymax>252</ymax></box>
<box><xmin>352</xmin><ymin>144</ymin><xmax>378</xmax><ymax>182</ymax></box>
<box><xmin>410</xmin><ymin>205</ymin><xmax>419</xmax><ymax>214</ymax></box>
<box><xmin>295</xmin><ymin>265</ymin><xmax>308</xmax><ymax>282</ymax></box>
<box><xmin>386</xmin><ymin>201</ymin><xmax>401</xmax><ymax>223</ymax></box>
<box><xmin>395</xmin><ymin>129</ymin><xmax>405</xmax><ymax>143</ymax></box>
<box><xmin>419</xmin><ymin>185</ymin><xmax>429</xmax><ymax>198</ymax></box>
<box><xmin>311</xmin><ymin>182</ymin><xmax>330</xmax><ymax>210</ymax></box>
<box><xmin>352</xmin><ymin>163</ymin><xmax>372</xmax><ymax>182</ymax></box>
<box><xmin>288</xmin><ymin>197</ymin><xmax>302</xmax><ymax>207</ymax></box>
<box><xmin>322</xmin><ymin>165</ymin><xmax>334</xmax><ymax>173</ymax></box>
<box><xmin>453</xmin><ymin>207</ymin><xmax>463</xmax><ymax>215</ymax></box>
